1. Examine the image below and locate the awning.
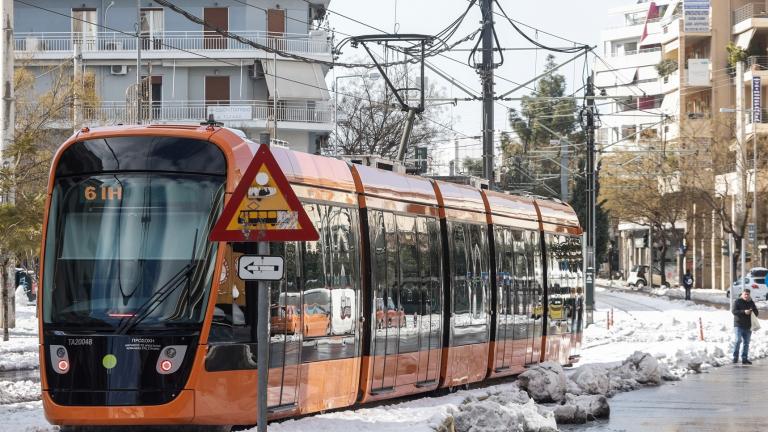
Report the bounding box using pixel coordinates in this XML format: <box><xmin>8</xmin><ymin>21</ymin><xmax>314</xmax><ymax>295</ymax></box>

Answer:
<box><xmin>639</xmin><ymin>32</ymin><xmax>662</xmax><ymax>48</ymax></box>
<box><xmin>660</xmin><ymin>90</ymin><xmax>679</xmax><ymax>115</ymax></box>
<box><xmin>637</xmin><ymin>65</ymin><xmax>658</xmax><ymax>81</ymax></box>
<box><xmin>662</xmin><ymin>0</ymin><xmax>681</xmax><ymax>21</ymax></box>
<box><xmin>664</xmin><ymin>39</ymin><xmax>680</xmax><ymax>53</ymax></box>
<box><xmin>736</xmin><ymin>29</ymin><xmax>756</xmax><ymax>50</ymax></box>
<box><xmin>261</xmin><ymin>60</ymin><xmax>329</xmax><ymax>100</ymax></box>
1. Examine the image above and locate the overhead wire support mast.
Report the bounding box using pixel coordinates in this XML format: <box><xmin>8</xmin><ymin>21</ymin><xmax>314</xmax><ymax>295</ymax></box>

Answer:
<box><xmin>474</xmin><ymin>0</ymin><xmax>503</xmax><ymax>188</ymax></box>
<box><xmin>350</xmin><ymin>34</ymin><xmax>433</xmax><ymax>163</ymax></box>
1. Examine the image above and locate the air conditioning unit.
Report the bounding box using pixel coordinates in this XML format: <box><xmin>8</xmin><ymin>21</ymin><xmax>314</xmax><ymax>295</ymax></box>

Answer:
<box><xmin>249</xmin><ymin>63</ymin><xmax>264</xmax><ymax>79</ymax></box>
<box><xmin>110</xmin><ymin>65</ymin><xmax>128</xmax><ymax>75</ymax></box>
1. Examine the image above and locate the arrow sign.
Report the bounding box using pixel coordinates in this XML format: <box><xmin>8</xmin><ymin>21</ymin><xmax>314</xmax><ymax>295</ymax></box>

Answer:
<box><xmin>237</xmin><ymin>255</ymin><xmax>284</xmax><ymax>281</ymax></box>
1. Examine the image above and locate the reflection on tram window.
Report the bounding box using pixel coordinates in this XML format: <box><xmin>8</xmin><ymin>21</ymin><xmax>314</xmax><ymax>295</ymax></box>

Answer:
<box><xmin>210</xmin><ymin>245</ymin><xmax>248</xmax><ymax>343</ymax></box>
<box><xmin>300</xmin><ymin>204</ymin><xmax>359</xmax><ymax>341</ymax></box>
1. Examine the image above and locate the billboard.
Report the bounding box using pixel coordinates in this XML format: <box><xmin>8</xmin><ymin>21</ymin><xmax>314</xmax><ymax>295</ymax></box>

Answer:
<box><xmin>683</xmin><ymin>0</ymin><xmax>710</xmax><ymax>33</ymax></box>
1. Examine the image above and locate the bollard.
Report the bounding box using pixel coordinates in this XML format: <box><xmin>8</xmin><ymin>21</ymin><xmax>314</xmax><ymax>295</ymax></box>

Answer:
<box><xmin>699</xmin><ymin>317</ymin><xmax>704</xmax><ymax>341</ymax></box>
<box><xmin>607</xmin><ymin>311</ymin><xmax>611</xmax><ymax>330</ymax></box>
<box><xmin>611</xmin><ymin>308</ymin><xmax>614</xmax><ymax>328</ymax></box>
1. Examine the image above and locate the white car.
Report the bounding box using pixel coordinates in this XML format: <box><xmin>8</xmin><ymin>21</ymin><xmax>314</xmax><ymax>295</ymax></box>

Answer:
<box><xmin>626</xmin><ymin>264</ymin><xmax>662</xmax><ymax>288</ymax></box>
<box><xmin>727</xmin><ymin>267</ymin><xmax>768</xmax><ymax>301</ymax></box>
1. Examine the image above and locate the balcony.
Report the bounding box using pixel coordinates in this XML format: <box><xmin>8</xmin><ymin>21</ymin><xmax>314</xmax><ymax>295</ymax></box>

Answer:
<box><xmin>661</xmin><ymin>71</ymin><xmax>680</xmax><ymax>93</ymax></box>
<box><xmin>733</xmin><ymin>2</ymin><xmax>768</xmax><ymax>34</ymax></box>
<box><xmin>746</xmin><ymin>108</ymin><xmax>768</xmax><ymax>136</ymax></box>
<box><xmin>14</xmin><ymin>30</ymin><xmax>332</xmax><ymax>61</ymax></box>
<box><xmin>72</xmin><ymin>100</ymin><xmax>333</xmax><ymax>130</ymax></box>
<box><xmin>745</xmin><ymin>56</ymin><xmax>768</xmax><ymax>82</ymax></box>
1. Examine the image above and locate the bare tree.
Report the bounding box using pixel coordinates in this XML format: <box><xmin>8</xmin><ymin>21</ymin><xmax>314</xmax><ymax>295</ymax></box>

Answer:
<box><xmin>329</xmin><ymin>67</ymin><xmax>447</xmax><ymax>161</ymax></box>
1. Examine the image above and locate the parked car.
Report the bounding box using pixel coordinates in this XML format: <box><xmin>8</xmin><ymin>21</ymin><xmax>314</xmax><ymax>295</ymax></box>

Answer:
<box><xmin>726</xmin><ymin>267</ymin><xmax>768</xmax><ymax>300</ymax></box>
<box><xmin>626</xmin><ymin>265</ymin><xmax>662</xmax><ymax>288</ymax></box>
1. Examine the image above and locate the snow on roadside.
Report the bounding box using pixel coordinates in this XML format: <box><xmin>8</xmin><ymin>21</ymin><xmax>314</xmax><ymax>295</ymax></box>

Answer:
<box><xmin>0</xmin><ymin>288</ymin><xmax>764</xmax><ymax>431</ymax></box>
<box><xmin>0</xmin><ymin>290</ymin><xmax>39</xmax><ymax>373</ymax></box>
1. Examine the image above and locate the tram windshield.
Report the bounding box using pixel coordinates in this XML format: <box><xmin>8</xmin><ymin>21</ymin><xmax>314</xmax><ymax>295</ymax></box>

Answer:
<box><xmin>43</xmin><ymin>173</ymin><xmax>224</xmax><ymax>331</ymax></box>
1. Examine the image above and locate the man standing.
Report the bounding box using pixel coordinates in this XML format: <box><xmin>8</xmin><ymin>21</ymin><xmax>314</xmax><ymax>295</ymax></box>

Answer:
<box><xmin>732</xmin><ymin>288</ymin><xmax>759</xmax><ymax>365</ymax></box>
<box><xmin>682</xmin><ymin>269</ymin><xmax>693</xmax><ymax>300</ymax></box>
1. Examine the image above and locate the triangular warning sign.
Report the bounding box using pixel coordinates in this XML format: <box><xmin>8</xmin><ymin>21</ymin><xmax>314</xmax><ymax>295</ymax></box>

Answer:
<box><xmin>209</xmin><ymin>145</ymin><xmax>319</xmax><ymax>242</ymax></box>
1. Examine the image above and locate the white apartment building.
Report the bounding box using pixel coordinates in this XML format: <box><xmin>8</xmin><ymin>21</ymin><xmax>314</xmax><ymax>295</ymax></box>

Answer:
<box><xmin>13</xmin><ymin>0</ymin><xmax>334</xmax><ymax>154</ymax></box>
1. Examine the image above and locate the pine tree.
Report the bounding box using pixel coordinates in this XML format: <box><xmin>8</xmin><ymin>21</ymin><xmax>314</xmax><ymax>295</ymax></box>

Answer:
<box><xmin>570</xmin><ymin>158</ymin><xmax>609</xmax><ymax>265</ymax></box>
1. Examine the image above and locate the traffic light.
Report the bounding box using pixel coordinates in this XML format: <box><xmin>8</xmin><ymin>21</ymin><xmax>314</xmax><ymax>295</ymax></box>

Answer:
<box><xmin>721</xmin><ymin>241</ymin><xmax>730</xmax><ymax>256</ymax></box>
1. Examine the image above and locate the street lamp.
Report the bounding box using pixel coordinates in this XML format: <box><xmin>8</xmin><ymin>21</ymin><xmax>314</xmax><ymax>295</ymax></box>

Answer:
<box><xmin>333</xmin><ymin>72</ymin><xmax>381</xmax><ymax>156</ymax></box>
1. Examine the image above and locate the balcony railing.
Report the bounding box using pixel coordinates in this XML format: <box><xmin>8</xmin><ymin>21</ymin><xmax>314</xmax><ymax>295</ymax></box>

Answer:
<box><xmin>70</xmin><ymin>100</ymin><xmax>333</xmax><ymax>125</ymax></box>
<box><xmin>734</xmin><ymin>2</ymin><xmax>768</xmax><ymax>25</ymax></box>
<box><xmin>15</xmin><ymin>30</ymin><xmax>331</xmax><ymax>55</ymax></box>
<box><xmin>614</xmin><ymin>46</ymin><xmax>663</xmax><ymax>57</ymax></box>
<box><xmin>748</xmin><ymin>55</ymin><xmax>768</xmax><ymax>70</ymax></box>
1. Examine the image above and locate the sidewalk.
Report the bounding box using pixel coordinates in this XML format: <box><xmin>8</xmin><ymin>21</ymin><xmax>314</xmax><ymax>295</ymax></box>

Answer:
<box><xmin>596</xmin><ymin>278</ymin><xmax>740</xmax><ymax>308</ymax></box>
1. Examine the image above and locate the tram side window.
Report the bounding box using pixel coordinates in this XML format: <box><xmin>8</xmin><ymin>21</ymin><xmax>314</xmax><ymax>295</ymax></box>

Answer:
<box><xmin>209</xmin><ymin>244</ymin><xmax>248</xmax><ymax>342</ymax></box>
<box><xmin>398</xmin><ymin>215</ymin><xmax>420</xmax><ymax>322</ymax></box>
<box><xmin>452</xmin><ymin>223</ymin><xmax>470</xmax><ymax>318</ymax></box>
<box><xmin>468</xmin><ymin>224</ymin><xmax>488</xmax><ymax>322</ymax></box>
<box><xmin>301</xmin><ymin>203</ymin><xmax>359</xmax><ymax>339</ymax></box>
<box><xmin>269</xmin><ymin>241</ymin><xmax>301</xmax><ymax>338</ymax></box>
<box><xmin>427</xmin><ymin>218</ymin><xmax>442</xmax><ymax>315</ymax></box>
<box><xmin>327</xmin><ymin>206</ymin><xmax>358</xmax><ymax>336</ymax></box>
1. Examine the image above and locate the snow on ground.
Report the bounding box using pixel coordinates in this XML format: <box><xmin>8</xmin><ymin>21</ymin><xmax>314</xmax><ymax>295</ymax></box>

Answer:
<box><xmin>1</xmin><ymin>285</ymin><xmax>766</xmax><ymax>431</ymax></box>
<box><xmin>0</xmin><ymin>288</ymin><xmax>40</xmax><ymax>373</ymax></box>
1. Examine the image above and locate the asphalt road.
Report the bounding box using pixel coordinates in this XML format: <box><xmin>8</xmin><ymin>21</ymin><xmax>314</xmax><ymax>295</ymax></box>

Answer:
<box><xmin>564</xmin><ymin>358</ymin><xmax>767</xmax><ymax>431</ymax></box>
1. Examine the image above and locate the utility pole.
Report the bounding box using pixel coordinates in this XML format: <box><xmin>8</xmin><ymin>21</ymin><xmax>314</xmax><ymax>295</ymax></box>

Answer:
<box><xmin>479</xmin><ymin>0</ymin><xmax>495</xmax><ymax>187</ymax></box>
<box><xmin>560</xmin><ymin>139</ymin><xmax>569</xmax><ymax>201</ymax></box>
<box><xmin>584</xmin><ymin>75</ymin><xmax>596</xmax><ymax>323</ymax></box>
<box><xmin>1</xmin><ymin>0</ymin><xmax>13</xmax><ymax>162</ymax></box>
<box><xmin>736</xmin><ymin>61</ymin><xmax>747</xmax><ymax>284</ymax></box>
<box><xmin>136</xmin><ymin>0</ymin><xmax>142</xmax><ymax>124</ymax></box>
<box><xmin>1</xmin><ymin>0</ymin><xmax>14</xmax><ymax>342</ymax></box>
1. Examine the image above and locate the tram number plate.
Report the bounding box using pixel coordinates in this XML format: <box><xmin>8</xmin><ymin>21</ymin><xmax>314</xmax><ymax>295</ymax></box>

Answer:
<box><xmin>237</xmin><ymin>255</ymin><xmax>284</xmax><ymax>281</ymax></box>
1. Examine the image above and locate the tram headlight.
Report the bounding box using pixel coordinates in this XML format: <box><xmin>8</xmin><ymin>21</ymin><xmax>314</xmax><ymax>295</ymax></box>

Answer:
<box><xmin>156</xmin><ymin>345</ymin><xmax>187</xmax><ymax>375</ymax></box>
<box><xmin>50</xmin><ymin>345</ymin><xmax>70</xmax><ymax>374</ymax></box>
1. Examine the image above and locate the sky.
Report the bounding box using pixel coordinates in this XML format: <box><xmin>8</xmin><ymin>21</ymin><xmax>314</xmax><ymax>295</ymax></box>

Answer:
<box><xmin>325</xmin><ymin>0</ymin><xmax>620</xmax><ymax>172</ymax></box>
<box><xmin>3</xmin><ymin>284</ymin><xmax>764</xmax><ymax>430</ymax></box>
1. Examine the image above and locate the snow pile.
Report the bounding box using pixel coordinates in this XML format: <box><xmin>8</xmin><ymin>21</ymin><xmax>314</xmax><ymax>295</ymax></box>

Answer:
<box><xmin>452</xmin><ymin>392</ymin><xmax>557</xmax><ymax>432</ymax></box>
<box><xmin>517</xmin><ymin>362</ymin><xmax>567</xmax><ymax>403</ymax></box>
<box><xmin>0</xmin><ymin>381</ymin><xmax>40</xmax><ymax>405</ymax></box>
<box><xmin>551</xmin><ymin>394</ymin><xmax>609</xmax><ymax>424</ymax></box>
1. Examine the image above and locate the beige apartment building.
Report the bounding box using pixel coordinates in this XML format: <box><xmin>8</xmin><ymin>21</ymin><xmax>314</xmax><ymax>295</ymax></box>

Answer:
<box><xmin>596</xmin><ymin>0</ymin><xmax>768</xmax><ymax>290</ymax></box>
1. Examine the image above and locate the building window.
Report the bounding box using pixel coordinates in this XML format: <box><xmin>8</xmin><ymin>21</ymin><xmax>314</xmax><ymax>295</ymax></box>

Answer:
<box><xmin>140</xmin><ymin>8</ymin><xmax>164</xmax><ymax>50</ymax></box>
<box><xmin>72</xmin><ymin>9</ymin><xmax>97</xmax><ymax>50</ymax></box>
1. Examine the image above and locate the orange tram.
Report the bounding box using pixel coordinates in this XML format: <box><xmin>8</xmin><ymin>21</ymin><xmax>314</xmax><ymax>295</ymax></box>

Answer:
<box><xmin>39</xmin><ymin>124</ymin><xmax>584</xmax><ymax>430</ymax></box>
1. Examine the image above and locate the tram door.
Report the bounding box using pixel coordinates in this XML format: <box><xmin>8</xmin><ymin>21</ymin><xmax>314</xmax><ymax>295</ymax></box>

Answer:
<box><xmin>267</xmin><ymin>242</ymin><xmax>301</xmax><ymax>410</ymax></box>
<box><xmin>370</xmin><ymin>211</ymin><xmax>399</xmax><ymax>392</ymax></box>
<box><xmin>529</xmin><ymin>231</ymin><xmax>544</xmax><ymax>364</ymax></box>
<box><xmin>412</xmin><ymin>217</ymin><xmax>441</xmax><ymax>386</ymax></box>
<box><xmin>494</xmin><ymin>228</ymin><xmax>514</xmax><ymax>371</ymax></box>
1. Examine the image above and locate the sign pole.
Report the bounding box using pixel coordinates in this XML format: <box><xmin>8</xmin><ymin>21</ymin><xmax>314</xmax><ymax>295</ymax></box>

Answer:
<box><xmin>257</xmin><ymin>240</ymin><xmax>269</xmax><ymax>432</ymax></box>
<box><xmin>209</xmin><ymin>135</ymin><xmax>320</xmax><ymax>432</ymax></box>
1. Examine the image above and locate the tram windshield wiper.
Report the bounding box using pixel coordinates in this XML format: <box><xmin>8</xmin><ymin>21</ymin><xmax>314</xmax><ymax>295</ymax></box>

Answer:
<box><xmin>115</xmin><ymin>230</ymin><xmax>200</xmax><ymax>335</ymax></box>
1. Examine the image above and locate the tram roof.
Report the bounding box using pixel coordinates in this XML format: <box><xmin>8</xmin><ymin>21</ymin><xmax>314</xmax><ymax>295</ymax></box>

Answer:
<box><xmin>272</xmin><ymin>147</ymin><xmax>356</xmax><ymax>192</ymax></box>
<box><xmin>353</xmin><ymin>163</ymin><xmax>438</xmax><ymax>206</ymax></box>
<box><xmin>433</xmin><ymin>180</ymin><xmax>486</xmax><ymax>214</ymax></box>
<box><xmin>484</xmin><ymin>190</ymin><xmax>539</xmax><ymax>222</ymax></box>
<box><xmin>534</xmin><ymin>198</ymin><xmax>582</xmax><ymax>233</ymax></box>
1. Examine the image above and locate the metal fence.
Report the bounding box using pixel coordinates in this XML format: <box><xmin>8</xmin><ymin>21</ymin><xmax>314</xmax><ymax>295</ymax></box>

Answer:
<box><xmin>76</xmin><ymin>100</ymin><xmax>333</xmax><ymax>125</ymax></box>
<box><xmin>734</xmin><ymin>2</ymin><xmax>768</xmax><ymax>25</ymax></box>
<box><xmin>15</xmin><ymin>30</ymin><xmax>331</xmax><ymax>55</ymax></box>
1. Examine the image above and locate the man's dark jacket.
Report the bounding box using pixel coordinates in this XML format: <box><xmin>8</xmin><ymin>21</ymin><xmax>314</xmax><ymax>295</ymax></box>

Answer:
<box><xmin>732</xmin><ymin>297</ymin><xmax>759</xmax><ymax>329</ymax></box>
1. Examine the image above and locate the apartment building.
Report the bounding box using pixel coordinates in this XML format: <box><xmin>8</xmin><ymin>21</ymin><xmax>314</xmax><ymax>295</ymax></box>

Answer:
<box><xmin>13</xmin><ymin>0</ymin><xmax>333</xmax><ymax>153</ymax></box>
<box><xmin>596</xmin><ymin>0</ymin><xmax>768</xmax><ymax>290</ymax></box>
